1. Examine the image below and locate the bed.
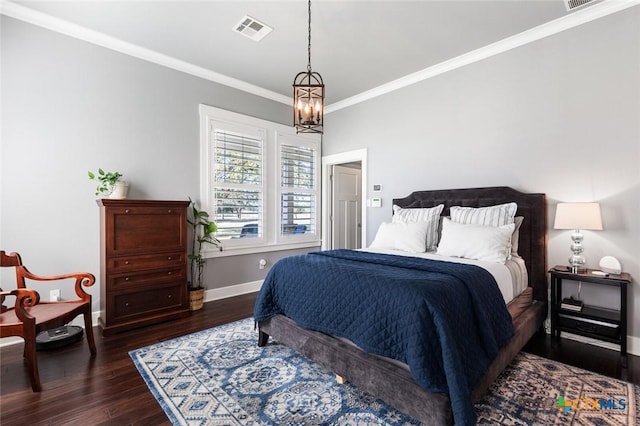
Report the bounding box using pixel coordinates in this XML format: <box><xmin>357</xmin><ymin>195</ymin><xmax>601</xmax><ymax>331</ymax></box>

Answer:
<box><xmin>254</xmin><ymin>186</ymin><xmax>547</xmax><ymax>425</ymax></box>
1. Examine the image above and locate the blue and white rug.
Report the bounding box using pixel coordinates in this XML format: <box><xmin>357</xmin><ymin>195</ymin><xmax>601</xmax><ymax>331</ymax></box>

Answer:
<box><xmin>130</xmin><ymin>318</ymin><xmax>639</xmax><ymax>425</ymax></box>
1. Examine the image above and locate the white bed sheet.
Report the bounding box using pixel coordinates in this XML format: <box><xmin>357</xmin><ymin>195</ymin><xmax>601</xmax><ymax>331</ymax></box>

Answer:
<box><xmin>361</xmin><ymin>247</ymin><xmax>528</xmax><ymax>304</ymax></box>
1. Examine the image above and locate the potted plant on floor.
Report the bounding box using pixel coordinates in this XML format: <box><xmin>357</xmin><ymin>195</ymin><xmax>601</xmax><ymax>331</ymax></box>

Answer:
<box><xmin>187</xmin><ymin>198</ymin><xmax>222</xmax><ymax>311</ymax></box>
<box><xmin>88</xmin><ymin>168</ymin><xmax>129</xmax><ymax>199</ymax></box>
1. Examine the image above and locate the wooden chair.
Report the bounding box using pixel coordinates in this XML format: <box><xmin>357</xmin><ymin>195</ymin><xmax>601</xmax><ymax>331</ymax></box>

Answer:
<box><xmin>0</xmin><ymin>250</ymin><xmax>96</xmax><ymax>391</ymax></box>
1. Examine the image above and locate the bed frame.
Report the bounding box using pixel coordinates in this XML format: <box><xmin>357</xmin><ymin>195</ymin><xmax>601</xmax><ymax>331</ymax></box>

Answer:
<box><xmin>257</xmin><ymin>186</ymin><xmax>547</xmax><ymax>425</ymax></box>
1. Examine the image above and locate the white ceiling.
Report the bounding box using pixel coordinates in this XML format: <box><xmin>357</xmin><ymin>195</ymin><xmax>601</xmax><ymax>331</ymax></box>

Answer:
<box><xmin>5</xmin><ymin>0</ymin><xmax>636</xmax><ymax>110</ymax></box>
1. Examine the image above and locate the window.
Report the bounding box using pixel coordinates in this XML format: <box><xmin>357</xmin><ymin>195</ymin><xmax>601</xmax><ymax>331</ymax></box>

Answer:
<box><xmin>200</xmin><ymin>105</ymin><xmax>320</xmax><ymax>256</ymax></box>
<box><xmin>279</xmin><ymin>140</ymin><xmax>317</xmax><ymax>237</ymax></box>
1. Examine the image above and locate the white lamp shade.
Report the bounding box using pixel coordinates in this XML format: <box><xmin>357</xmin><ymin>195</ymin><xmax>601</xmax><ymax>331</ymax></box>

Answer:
<box><xmin>554</xmin><ymin>202</ymin><xmax>603</xmax><ymax>230</ymax></box>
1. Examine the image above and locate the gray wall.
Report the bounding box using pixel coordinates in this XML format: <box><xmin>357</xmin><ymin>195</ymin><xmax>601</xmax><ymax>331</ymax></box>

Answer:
<box><xmin>2</xmin><ymin>8</ymin><xmax>639</xmax><ymax>346</ymax></box>
<box><xmin>0</xmin><ymin>16</ymin><xmax>315</xmax><ymax>312</ymax></box>
<box><xmin>323</xmin><ymin>8</ymin><xmax>640</xmax><ymax>341</ymax></box>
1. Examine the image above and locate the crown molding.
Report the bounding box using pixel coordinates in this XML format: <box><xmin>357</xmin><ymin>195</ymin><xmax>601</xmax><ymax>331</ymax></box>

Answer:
<box><xmin>325</xmin><ymin>0</ymin><xmax>640</xmax><ymax>114</ymax></box>
<box><xmin>2</xmin><ymin>0</ymin><xmax>637</xmax><ymax>114</ymax></box>
<box><xmin>0</xmin><ymin>0</ymin><xmax>291</xmax><ymax>106</ymax></box>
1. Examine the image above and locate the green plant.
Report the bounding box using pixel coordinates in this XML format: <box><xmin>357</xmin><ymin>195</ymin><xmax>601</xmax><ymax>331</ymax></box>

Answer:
<box><xmin>187</xmin><ymin>197</ymin><xmax>222</xmax><ymax>290</ymax></box>
<box><xmin>88</xmin><ymin>168</ymin><xmax>123</xmax><ymax>196</ymax></box>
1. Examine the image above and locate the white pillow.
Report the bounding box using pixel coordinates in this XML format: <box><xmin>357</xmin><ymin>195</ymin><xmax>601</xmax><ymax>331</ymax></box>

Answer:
<box><xmin>392</xmin><ymin>204</ymin><xmax>444</xmax><ymax>251</ymax></box>
<box><xmin>370</xmin><ymin>221</ymin><xmax>430</xmax><ymax>253</ymax></box>
<box><xmin>436</xmin><ymin>218</ymin><xmax>515</xmax><ymax>264</ymax></box>
<box><xmin>450</xmin><ymin>202</ymin><xmax>517</xmax><ymax>227</ymax></box>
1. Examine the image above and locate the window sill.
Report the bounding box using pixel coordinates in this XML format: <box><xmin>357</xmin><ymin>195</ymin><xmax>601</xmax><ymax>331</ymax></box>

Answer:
<box><xmin>204</xmin><ymin>241</ymin><xmax>322</xmax><ymax>258</ymax></box>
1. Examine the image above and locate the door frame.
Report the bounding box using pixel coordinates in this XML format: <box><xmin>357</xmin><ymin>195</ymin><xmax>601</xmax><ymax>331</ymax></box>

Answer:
<box><xmin>321</xmin><ymin>149</ymin><xmax>368</xmax><ymax>250</ymax></box>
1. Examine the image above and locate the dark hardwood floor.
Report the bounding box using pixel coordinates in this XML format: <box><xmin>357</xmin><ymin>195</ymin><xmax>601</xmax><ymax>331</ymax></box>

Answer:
<box><xmin>1</xmin><ymin>293</ymin><xmax>256</xmax><ymax>426</ymax></box>
<box><xmin>523</xmin><ymin>327</ymin><xmax>639</xmax><ymax>385</ymax></box>
<box><xmin>1</xmin><ymin>293</ymin><xmax>638</xmax><ymax>425</ymax></box>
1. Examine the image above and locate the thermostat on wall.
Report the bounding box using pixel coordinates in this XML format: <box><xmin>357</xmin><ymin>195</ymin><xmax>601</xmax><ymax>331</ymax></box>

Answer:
<box><xmin>373</xmin><ymin>184</ymin><xmax>382</xmax><ymax>192</ymax></box>
<box><xmin>371</xmin><ymin>197</ymin><xmax>382</xmax><ymax>208</ymax></box>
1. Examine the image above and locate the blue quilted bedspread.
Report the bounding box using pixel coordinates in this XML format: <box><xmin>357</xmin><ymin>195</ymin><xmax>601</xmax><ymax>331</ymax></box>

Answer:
<box><xmin>254</xmin><ymin>249</ymin><xmax>514</xmax><ymax>425</ymax></box>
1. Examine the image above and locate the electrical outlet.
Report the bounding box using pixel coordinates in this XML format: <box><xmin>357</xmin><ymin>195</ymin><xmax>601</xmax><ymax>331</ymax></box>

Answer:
<box><xmin>49</xmin><ymin>289</ymin><xmax>60</xmax><ymax>302</ymax></box>
<box><xmin>259</xmin><ymin>259</ymin><xmax>267</xmax><ymax>270</ymax></box>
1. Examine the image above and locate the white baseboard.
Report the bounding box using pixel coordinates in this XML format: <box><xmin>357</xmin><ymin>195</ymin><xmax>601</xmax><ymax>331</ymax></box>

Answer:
<box><xmin>631</xmin><ymin>336</ymin><xmax>640</xmax><ymax>356</ymax></box>
<box><xmin>555</xmin><ymin>332</ymin><xmax>639</xmax><ymax>357</ymax></box>
<box><xmin>204</xmin><ymin>280</ymin><xmax>263</xmax><ymax>303</ymax></box>
<box><xmin>0</xmin><ymin>336</ymin><xmax>22</xmax><ymax>347</ymax></box>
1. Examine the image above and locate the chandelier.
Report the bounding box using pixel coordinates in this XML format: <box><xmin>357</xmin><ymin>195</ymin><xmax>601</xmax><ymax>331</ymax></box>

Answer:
<box><xmin>293</xmin><ymin>0</ymin><xmax>324</xmax><ymax>134</ymax></box>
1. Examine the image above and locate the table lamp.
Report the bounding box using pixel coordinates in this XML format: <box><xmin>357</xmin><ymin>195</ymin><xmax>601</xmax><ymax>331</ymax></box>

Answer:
<box><xmin>554</xmin><ymin>202</ymin><xmax>603</xmax><ymax>273</ymax></box>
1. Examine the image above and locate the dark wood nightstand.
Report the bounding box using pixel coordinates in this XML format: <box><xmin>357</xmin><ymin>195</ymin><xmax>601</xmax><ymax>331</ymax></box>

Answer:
<box><xmin>549</xmin><ymin>266</ymin><xmax>632</xmax><ymax>367</ymax></box>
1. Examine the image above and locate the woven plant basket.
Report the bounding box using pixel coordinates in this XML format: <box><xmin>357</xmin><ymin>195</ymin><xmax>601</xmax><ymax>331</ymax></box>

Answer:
<box><xmin>189</xmin><ymin>288</ymin><xmax>205</xmax><ymax>311</ymax></box>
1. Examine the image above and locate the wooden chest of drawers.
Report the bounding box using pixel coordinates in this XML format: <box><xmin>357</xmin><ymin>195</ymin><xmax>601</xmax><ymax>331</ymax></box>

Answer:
<box><xmin>97</xmin><ymin>199</ymin><xmax>190</xmax><ymax>335</ymax></box>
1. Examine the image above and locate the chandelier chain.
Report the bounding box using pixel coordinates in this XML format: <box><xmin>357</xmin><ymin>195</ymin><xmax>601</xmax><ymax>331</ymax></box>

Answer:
<box><xmin>307</xmin><ymin>0</ymin><xmax>312</xmax><ymax>72</ymax></box>
<box><xmin>293</xmin><ymin>0</ymin><xmax>323</xmax><ymax>134</ymax></box>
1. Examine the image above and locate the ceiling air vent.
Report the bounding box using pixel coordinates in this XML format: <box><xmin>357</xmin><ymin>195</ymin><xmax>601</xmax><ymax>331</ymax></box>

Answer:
<box><xmin>564</xmin><ymin>0</ymin><xmax>599</xmax><ymax>11</ymax></box>
<box><xmin>233</xmin><ymin>15</ymin><xmax>273</xmax><ymax>42</ymax></box>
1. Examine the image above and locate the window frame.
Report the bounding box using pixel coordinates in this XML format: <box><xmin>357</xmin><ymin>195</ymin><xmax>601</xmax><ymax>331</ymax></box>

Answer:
<box><xmin>199</xmin><ymin>105</ymin><xmax>321</xmax><ymax>258</ymax></box>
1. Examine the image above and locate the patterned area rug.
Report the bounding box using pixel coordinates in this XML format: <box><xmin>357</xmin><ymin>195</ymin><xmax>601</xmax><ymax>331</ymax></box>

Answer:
<box><xmin>129</xmin><ymin>318</ymin><xmax>639</xmax><ymax>425</ymax></box>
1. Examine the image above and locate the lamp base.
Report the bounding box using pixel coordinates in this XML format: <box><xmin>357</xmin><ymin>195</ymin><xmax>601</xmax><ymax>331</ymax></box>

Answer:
<box><xmin>569</xmin><ymin>253</ymin><xmax>586</xmax><ymax>274</ymax></box>
<box><xmin>568</xmin><ymin>230</ymin><xmax>586</xmax><ymax>274</ymax></box>
<box><xmin>569</xmin><ymin>265</ymin><xmax>587</xmax><ymax>274</ymax></box>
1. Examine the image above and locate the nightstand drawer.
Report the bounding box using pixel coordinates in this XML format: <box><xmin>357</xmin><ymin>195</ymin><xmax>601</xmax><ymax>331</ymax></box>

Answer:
<box><xmin>558</xmin><ymin>314</ymin><xmax>620</xmax><ymax>339</ymax></box>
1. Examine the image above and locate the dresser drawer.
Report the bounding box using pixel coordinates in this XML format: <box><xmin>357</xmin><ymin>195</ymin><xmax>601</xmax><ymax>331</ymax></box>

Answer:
<box><xmin>109</xmin><ymin>252</ymin><xmax>185</xmax><ymax>272</ymax></box>
<box><xmin>110</xmin><ymin>284</ymin><xmax>185</xmax><ymax>323</ymax></box>
<box><xmin>109</xmin><ymin>267</ymin><xmax>185</xmax><ymax>289</ymax></box>
<box><xmin>105</xmin><ymin>205</ymin><xmax>187</xmax><ymax>255</ymax></box>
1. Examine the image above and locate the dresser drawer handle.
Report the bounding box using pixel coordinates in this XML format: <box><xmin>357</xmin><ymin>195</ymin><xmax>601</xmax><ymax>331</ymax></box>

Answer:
<box><xmin>125</xmin><ymin>209</ymin><xmax>130</xmax><ymax>213</ymax></box>
<box><xmin>125</xmin><ymin>277</ymin><xmax>130</xmax><ymax>281</ymax></box>
<box><xmin>125</xmin><ymin>302</ymin><xmax>130</xmax><ymax>307</ymax></box>
<box><xmin>167</xmin><ymin>209</ymin><xmax>172</xmax><ymax>214</ymax></box>
<box><xmin>167</xmin><ymin>271</ymin><xmax>172</xmax><ymax>275</ymax></box>
<box><xmin>167</xmin><ymin>295</ymin><xmax>172</xmax><ymax>299</ymax></box>
<box><xmin>167</xmin><ymin>256</ymin><xmax>172</xmax><ymax>260</ymax></box>
<box><xmin>124</xmin><ymin>260</ymin><xmax>130</xmax><ymax>265</ymax></box>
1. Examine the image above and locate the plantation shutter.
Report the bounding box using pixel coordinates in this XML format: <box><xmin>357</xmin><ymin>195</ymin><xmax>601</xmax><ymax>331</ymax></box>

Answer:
<box><xmin>212</xmin><ymin>127</ymin><xmax>264</xmax><ymax>240</ymax></box>
<box><xmin>280</xmin><ymin>144</ymin><xmax>316</xmax><ymax>236</ymax></box>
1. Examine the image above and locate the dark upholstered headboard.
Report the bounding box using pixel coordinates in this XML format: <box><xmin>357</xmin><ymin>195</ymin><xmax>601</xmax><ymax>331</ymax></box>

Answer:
<box><xmin>392</xmin><ymin>186</ymin><xmax>547</xmax><ymax>301</ymax></box>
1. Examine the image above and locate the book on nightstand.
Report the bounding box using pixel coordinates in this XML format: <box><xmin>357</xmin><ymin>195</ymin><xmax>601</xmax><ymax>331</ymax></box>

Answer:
<box><xmin>561</xmin><ymin>297</ymin><xmax>584</xmax><ymax>312</ymax></box>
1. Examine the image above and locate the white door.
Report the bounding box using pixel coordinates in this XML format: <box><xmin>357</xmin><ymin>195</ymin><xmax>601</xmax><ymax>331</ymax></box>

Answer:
<box><xmin>331</xmin><ymin>165</ymin><xmax>362</xmax><ymax>249</ymax></box>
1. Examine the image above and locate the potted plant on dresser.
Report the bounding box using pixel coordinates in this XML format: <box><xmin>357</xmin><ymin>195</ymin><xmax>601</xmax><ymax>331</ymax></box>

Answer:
<box><xmin>88</xmin><ymin>168</ymin><xmax>129</xmax><ymax>199</ymax></box>
<box><xmin>187</xmin><ymin>198</ymin><xmax>222</xmax><ymax>311</ymax></box>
